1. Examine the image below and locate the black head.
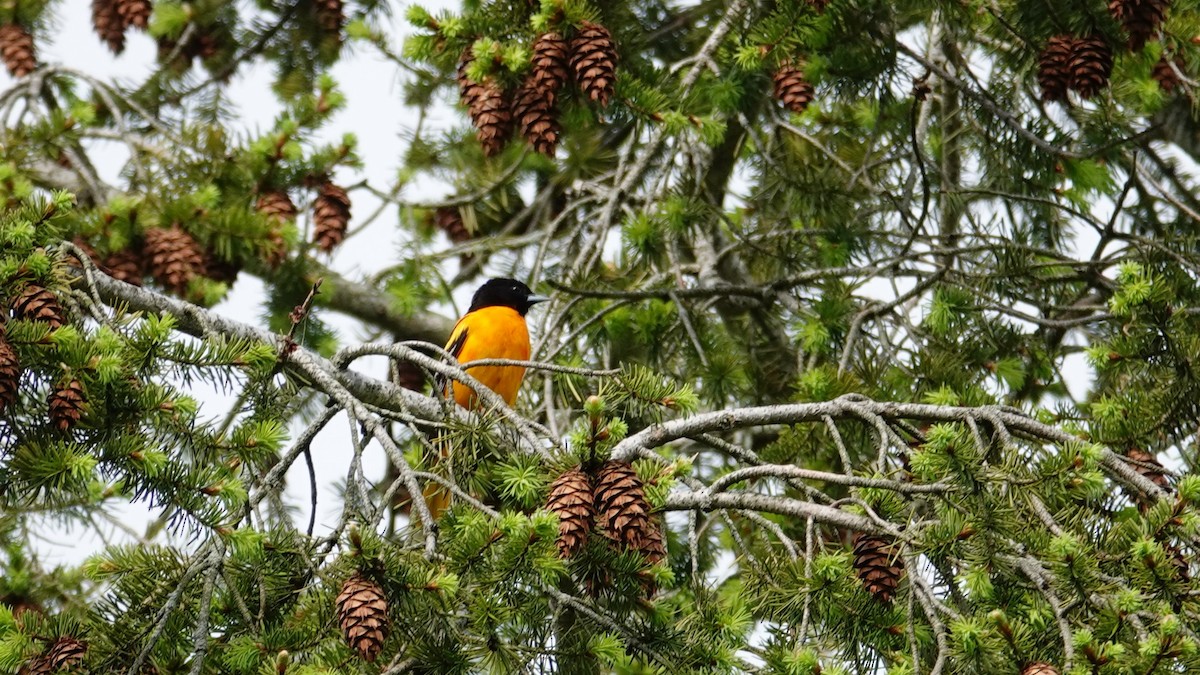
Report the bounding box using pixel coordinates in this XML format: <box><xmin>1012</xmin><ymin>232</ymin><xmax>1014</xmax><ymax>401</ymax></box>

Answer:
<box><xmin>469</xmin><ymin>278</ymin><xmax>549</xmax><ymax>315</ymax></box>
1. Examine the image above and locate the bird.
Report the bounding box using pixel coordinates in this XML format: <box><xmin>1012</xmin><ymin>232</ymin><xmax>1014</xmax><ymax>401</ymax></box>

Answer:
<box><xmin>424</xmin><ymin>277</ymin><xmax>549</xmax><ymax>519</ymax></box>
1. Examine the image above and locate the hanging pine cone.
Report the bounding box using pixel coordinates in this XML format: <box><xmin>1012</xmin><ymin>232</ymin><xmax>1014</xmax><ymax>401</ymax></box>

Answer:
<box><xmin>433</xmin><ymin>206</ymin><xmax>471</xmax><ymax>243</ymax></box>
<box><xmin>102</xmin><ymin>247</ymin><xmax>144</xmax><ymax>286</ymax></box>
<box><xmin>1126</xmin><ymin>447</ymin><xmax>1170</xmax><ymax>491</ymax></box>
<box><xmin>1020</xmin><ymin>663</ymin><xmax>1059</xmax><ymax>675</ymax></box>
<box><xmin>0</xmin><ymin>330</ymin><xmax>20</xmax><ymax>412</ymax></box>
<box><xmin>19</xmin><ymin>636</ymin><xmax>88</xmax><ymax>675</ymax></box>
<box><xmin>773</xmin><ymin>61</ymin><xmax>815</xmax><ymax>114</ymax></box>
<box><xmin>313</xmin><ymin>181</ymin><xmax>351</xmax><ymax>252</ymax></box>
<box><xmin>530</xmin><ymin>32</ymin><xmax>569</xmax><ymax>99</ymax></box>
<box><xmin>1069</xmin><ymin>35</ymin><xmax>1114</xmax><ymax>99</ymax></box>
<box><xmin>470</xmin><ymin>80</ymin><xmax>513</xmax><ymax>157</ymax></box>
<box><xmin>315</xmin><ymin>0</ymin><xmax>344</xmax><ymax>37</ymax></box>
<box><xmin>852</xmin><ymin>532</ymin><xmax>903</xmax><ymax>603</ymax></box>
<box><xmin>457</xmin><ymin>53</ymin><xmax>487</xmax><ymax>113</ymax></box>
<box><xmin>393</xmin><ymin>360</ymin><xmax>426</xmax><ymax>392</ymax></box>
<box><xmin>513</xmin><ymin>76</ymin><xmax>560</xmax><ymax>157</ymax></box>
<box><xmin>0</xmin><ymin>24</ymin><xmax>36</xmax><ymax>78</ymax></box>
<box><xmin>1153</xmin><ymin>55</ymin><xmax>1183</xmax><ymax>93</ymax></box>
<box><xmin>11</xmin><ymin>285</ymin><xmax>66</xmax><ymax>331</ymax></box>
<box><xmin>257</xmin><ymin>189</ymin><xmax>298</xmax><ymax>224</ymax></box>
<box><xmin>546</xmin><ymin>466</ymin><xmax>595</xmax><ymax>558</ymax></box>
<box><xmin>48</xmin><ymin>379</ymin><xmax>86</xmax><ymax>432</ymax></box>
<box><xmin>116</xmin><ymin>0</ymin><xmax>153</xmax><ymax>30</ymax></box>
<box><xmin>335</xmin><ymin>573</ymin><xmax>389</xmax><ymax>663</ymax></box>
<box><xmin>1109</xmin><ymin>0</ymin><xmax>1169</xmax><ymax>51</ymax></box>
<box><xmin>569</xmin><ymin>21</ymin><xmax>617</xmax><ymax>107</ymax></box>
<box><xmin>1038</xmin><ymin>35</ymin><xmax>1075</xmax><ymax>102</ymax></box>
<box><xmin>92</xmin><ymin>0</ymin><xmax>126</xmax><ymax>54</ymax></box>
<box><xmin>204</xmin><ymin>251</ymin><xmax>240</xmax><ymax>285</ymax></box>
<box><xmin>143</xmin><ymin>225</ymin><xmax>206</xmax><ymax>295</ymax></box>
<box><xmin>594</xmin><ymin>460</ymin><xmax>662</xmax><ymax>561</ymax></box>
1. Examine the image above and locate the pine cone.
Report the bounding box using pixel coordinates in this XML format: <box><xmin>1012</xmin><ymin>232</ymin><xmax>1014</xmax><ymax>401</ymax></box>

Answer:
<box><xmin>92</xmin><ymin>0</ymin><xmax>126</xmax><ymax>54</ymax></box>
<box><xmin>1069</xmin><ymin>35</ymin><xmax>1114</xmax><ymax>99</ymax></box>
<box><xmin>48</xmin><ymin>379</ymin><xmax>86</xmax><ymax>432</ymax></box>
<box><xmin>773</xmin><ymin>62</ymin><xmax>815</xmax><ymax>114</ymax></box>
<box><xmin>315</xmin><ymin>0</ymin><xmax>344</xmax><ymax>37</ymax></box>
<box><xmin>102</xmin><ymin>247</ymin><xmax>144</xmax><ymax>286</ymax></box>
<box><xmin>335</xmin><ymin>573</ymin><xmax>389</xmax><ymax>663</ymax></box>
<box><xmin>393</xmin><ymin>360</ymin><xmax>426</xmax><ymax>392</ymax></box>
<box><xmin>457</xmin><ymin>53</ymin><xmax>487</xmax><ymax>113</ymax></box>
<box><xmin>594</xmin><ymin>461</ymin><xmax>662</xmax><ymax>562</ymax></box>
<box><xmin>513</xmin><ymin>76</ymin><xmax>561</xmax><ymax>157</ymax></box>
<box><xmin>569</xmin><ymin>21</ymin><xmax>617</xmax><ymax>107</ymax></box>
<box><xmin>11</xmin><ymin>285</ymin><xmax>66</xmax><ymax>331</ymax></box>
<box><xmin>313</xmin><ymin>181</ymin><xmax>351</xmax><ymax>252</ymax></box>
<box><xmin>433</xmin><ymin>206</ymin><xmax>471</xmax><ymax>243</ymax></box>
<box><xmin>852</xmin><ymin>532</ymin><xmax>903</xmax><ymax>603</ymax></box>
<box><xmin>116</xmin><ymin>0</ymin><xmax>153</xmax><ymax>30</ymax></box>
<box><xmin>1021</xmin><ymin>663</ymin><xmax>1059</xmax><ymax>675</ymax></box>
<box><xmin>0</xmin><ymin>24</ymin><xmax>36</xmax><ymax>78</ymax></box>
<box><xmin>1126</xmin><ymin>447</ymin><xmax>1170</xmax><ymax>491</ymax></box>
<box><xmin>530</xmin><ymin>32</ymin><xmax>569</xmax><ymax>100</ymax></box>
<box><xmin>470</xmin><ymin>79</ymin><xmax>513</xmax><ymax>157</ymax></box>
<box><xmin>0</xmin><ymin>331</ymin><xmax>20</xmax><ymax>412</ymax></box>
<box><xmin>204</xmin><ymin>251</ymin><xmax>240</xmax><ymax>285</ymax></box>
<box><xmin>143</xmin><ymin>225</ymin><xmax>206</xmax><ymax>295</ymax></box>
<box><xmin>807</xmin><ymin>0</ymin><xmax>831</xmax><ymax>11</ymax></box>
<box><xmin>1038</xmin><ymin>35</ymin><xmax>1075</xmax><ymax>102</ymax></box>
<box><xmin>257</xmin><ymin>189</ymin><xmax>298</xmax><ymax>223</ymax></box>
<box><xmin>1109</xmin><ymin>0</ymin><xmax>1169</xmax><ymax>51</ymax></box>
<box><xmin>1153</xmin><ymin>55</ymin><xmax>1183</xmax><ymax>93</ymax></box>
<box><xmin>19</xmin><ymin>636</ymin><xmax>87</xmax><ymax>674</ymax></box>
<box><xmin>546</xmin><ymin>466</ymin><xmax>595</xmax><ymax>558</ymax></box>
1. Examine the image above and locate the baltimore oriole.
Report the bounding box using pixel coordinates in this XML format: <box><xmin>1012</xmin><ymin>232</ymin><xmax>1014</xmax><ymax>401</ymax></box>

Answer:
<box><xmin>425</xmin><ymin>277</ymin><xmax>548</xmax><ymax>519</ymax></box>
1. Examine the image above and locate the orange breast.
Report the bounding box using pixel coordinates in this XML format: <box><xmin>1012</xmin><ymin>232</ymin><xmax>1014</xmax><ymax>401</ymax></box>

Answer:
<box><xmin>445</xmin><ymin>306</ymin><xmax>531</xmax><ymax>408</ymax></box>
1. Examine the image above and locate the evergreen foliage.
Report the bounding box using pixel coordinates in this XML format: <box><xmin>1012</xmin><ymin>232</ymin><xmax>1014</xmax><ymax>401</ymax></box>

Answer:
<box><xmin>1</xmin><ymin>0</ymin><xmax>1200</xmax><ymax>672</ymax></box>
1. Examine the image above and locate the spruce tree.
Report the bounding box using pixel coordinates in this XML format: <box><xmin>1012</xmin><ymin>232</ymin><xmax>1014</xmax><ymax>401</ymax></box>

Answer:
<box><xmin>1</xmin><ymin>0</ymin><xmax>1200</xmax><ymax>672</ymax></box>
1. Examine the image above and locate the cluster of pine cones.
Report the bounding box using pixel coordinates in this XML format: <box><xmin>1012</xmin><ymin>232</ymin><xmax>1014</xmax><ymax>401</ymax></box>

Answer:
<box><xmin>1038</xmin><ymin>0</ymin><xmax>1175</xmax><ymax>102</ymax></box>
<box><xmin>460</xmin><ymin>22</ymin><xmax>616</xmax><ymax>158</ymax></box>
<box><xmin>1</xmin><ymin>284</ymin><xmax>87</xmax><ymax>432</ymax></box>
<box><xmin>68</xmin><ymin>179</ymin><xmax>349</xmax><ymax>300</ymax></box>
<box><xmin>546</xmin><ymin>460</ymin><xmax>665</xmax><ymax>594</ymax></box>
<box><xmin>90</xmin><ymin>0</ymin><xmax>152</xmax><ymax>55</ymax></box>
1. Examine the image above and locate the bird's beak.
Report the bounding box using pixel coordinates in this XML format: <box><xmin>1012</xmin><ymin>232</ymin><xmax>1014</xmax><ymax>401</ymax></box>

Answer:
<box><xmin>528</xmin><ymin>294</ymin><xmax>551</xmax><ymax>306</ymax></box>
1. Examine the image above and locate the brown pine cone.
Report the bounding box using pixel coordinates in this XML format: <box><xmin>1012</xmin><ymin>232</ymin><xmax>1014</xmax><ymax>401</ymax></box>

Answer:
<box><xmin>0</xmin><ymin>23</ymin><xmax>36</xmax><ymax>78</ymax></box>
<box><xmin>116</xmin><ymin>0</ymin><xmax>153</xmax><ymax>30</ymax></box>
<box><xmin>470</xmin><ymin>79</ymin><xmax>513</xmax><ymax>157</ymax></box>
<box><xmin>433</xmin><ymin>206</ymin><xmax>471</xmax><ymax>243</ymax></box>
<box><xmin>315</xmin><ymin>0</ymin><xmax>344</xmax><ymax>36</ymax></box>
<box><xmin>313</xmin><ymin>181</ymin><xmax>351</xmax><ymax>252</ymax></box>
<box><xmin>593</xmin><ymin>460</ymin><xmax>662</xmax><ymax>562</ymax></box>
<box><xmin>1038</xmin><ymin>35</ymin><xmax>1075</xmax><ymax>102</ymax></box>
<box><xmin>546</xmin><ymin>466</ymin><xmax>595</xmax><ymax>558</ymax></box>
<box><xmin>102</xmin><ymin>247</ymin><xmax>145</xmax><ymax>286</ymax></box>
<box><xmin>1069</xmin><ymin>35</ymin><xmax>1114</xmax><ymax>99</ymax></box>
<box><xmin>530</xmin><ymin>32</ymin><xmax>569</xmax><ymax>100</ymax></box>
<box><xmin>48</xmin><ymin>379</ymin><xmax>86</xmax><ymax>432</ymax></box>
<box><xmin>1126</xmin><ymin>447</ymin><xmax>1170</xmax><ymax>491</ymax></box>
<box><xmin>11</xmin><ymin>285</ymin><xmax>66</xmax><ymax>331</ymax></box>
<box><xmin>1109</xmin><ymin>0</ymin><xmax>1169</xmax><ymax>51</ymax></box>
<box><xmin>204</xmin><ymin>250</ymin><xmax>240</xmax><ymax>285</ymax></box>
<box><xmin>1021</xmin><ymin>663</ymin><xmax>1059</xmax><ymax>675</ymax></box>
<box><xmin>852</xmin><ymin>532</ymin><xmax>904</xmax><ymax>603</ymax></box>
<box><xmin>773</xmin><ymin>61</ymin><xmax>815</xmax><ymax>114</ymax></box>
<box><xmin>0</xmin><ymin>330</ymin><xmax>20</xmax><ymax>412</ymax></box>
<box><xmin>19</xmin><ymin>636</ymin><xmax>87</xmax><ymax>674</ymax></box>
<box><xmin>569</xmin><ymin>21</ymin><xmax>617</xmax><ymax>107</ymax></box>
<box><xmin>257</xmin><ymin>189</ymin><xmax>298</xmax><ymax>223</ymax></box>
<box><xmin>143</xmin><ymin>225</ymin><xmax>206</xmax><ymax>295</ymax></box>
<box><xmin>92</xmin><ymin>0</ymin><xmax>126</xmax><ymax>54</ymax></box>
<box><xmin>335</xmin><ymin>573</ymin><xmax>389</xmax><ymax>662</ymax></box>
<box><xmin>512</xmin><ymin>76</ymin><xmax>561</xmax><ymax>157</ymax></box>
<box><xmin>457</xmin><ymin>53</ymin><xmax>487</xmax><ymax>113</ymax></box>
<box><xmin>1153</xmin><ymin>54</ymin><xmax>1183</xmax><ymax>93</ymax></box>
